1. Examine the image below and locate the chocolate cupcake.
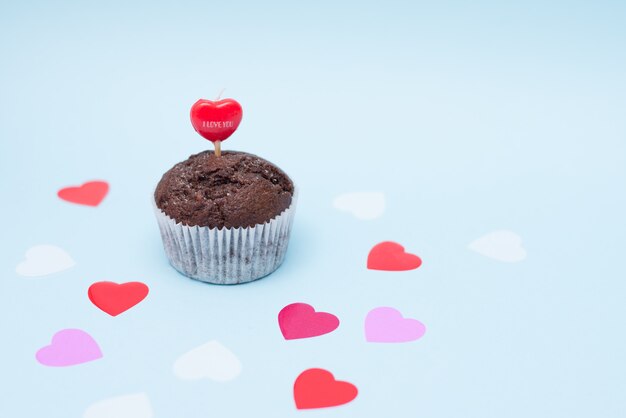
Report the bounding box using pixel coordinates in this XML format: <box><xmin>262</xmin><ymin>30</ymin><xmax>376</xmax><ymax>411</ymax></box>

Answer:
<box><xmin>153</xmin><ymin>150</ymin><xmax>297</xmax><ymax>284</ymax></box>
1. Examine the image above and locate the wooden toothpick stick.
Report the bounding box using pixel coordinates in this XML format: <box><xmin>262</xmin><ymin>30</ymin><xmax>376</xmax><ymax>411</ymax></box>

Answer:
<box><xmin>214</xmin><ymin>140</ymin><xmax>221</xmax><ymax>157</ymax></box>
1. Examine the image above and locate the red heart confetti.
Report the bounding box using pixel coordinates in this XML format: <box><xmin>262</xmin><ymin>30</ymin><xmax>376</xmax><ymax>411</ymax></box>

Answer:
<box><xmin>88</xmin><ymin>281</ymin><xmax>149</xmax><ymax>317</ymax></box>
<box><xmin>57</xmin><ymin>181</ymin><xmax>109</xmax><ymax>207</ymax></box>
<box><xmin>190</xmin><ymin>98</ymin><xmax>243</xmax><ymax>142</ymax></box>
<box><xmin>367</xmin><ymin>241</ymin><xmax>422</xmax><ymax>271</ymax></box>
<box><xmin>294</xmin><ymin>368</ymin><xmax>358</xmax><ymax>410</ymax></box>
<box><xmin>278</xmin><ymin>303</ymin><xmax>339</xmax><ymax>340</ymax></box>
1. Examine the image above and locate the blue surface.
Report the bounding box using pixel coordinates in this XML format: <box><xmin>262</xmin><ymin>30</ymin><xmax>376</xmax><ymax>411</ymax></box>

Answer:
<box><xmin>1</xmin><ymin>1</ymin><xmax>625</xmax><ymax>417</ymax></box>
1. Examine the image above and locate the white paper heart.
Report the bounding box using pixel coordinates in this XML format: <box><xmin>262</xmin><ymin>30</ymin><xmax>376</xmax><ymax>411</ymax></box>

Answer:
<box><xmin>16</xmin><ymin>244</ymin><xmax>76</xmax><ymax>277</ymax></box>
<box><xmin>173</xmin><ymin>340</ymin><xmax>242</xmax><ymax>382</ymax></box>
<box><xmin>83</xmin><ymin>393</ymin><xmax>153</xmax><ymax>418</ymax></box>
<box><xmin>333</xmin><ymin>192</ymin><xmax>385</xmax><ymax>220</ymax></box>
<box><xmin>469</xmin><ymin>230</ymin><xmax>527</xmax><ymax>262</ymax></box>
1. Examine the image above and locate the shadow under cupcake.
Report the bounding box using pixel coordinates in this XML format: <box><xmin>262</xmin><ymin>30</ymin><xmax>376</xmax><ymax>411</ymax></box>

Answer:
<box><xmin>153</xmin><ymin>150</ymin><xmax>297</xmax><ymax>284</ymax></box>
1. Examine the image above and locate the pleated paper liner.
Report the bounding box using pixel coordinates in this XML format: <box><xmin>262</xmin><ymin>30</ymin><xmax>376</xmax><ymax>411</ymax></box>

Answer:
<box><xmin>154</xmin><ymin>189</ymin><xmax>297</xmax><ymax>284</ymax></box>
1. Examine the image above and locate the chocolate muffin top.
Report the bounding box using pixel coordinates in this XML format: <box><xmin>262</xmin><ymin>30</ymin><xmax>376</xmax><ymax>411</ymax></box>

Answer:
<box><xmin>155</xmin><ymin>151</ymin><xmax>294</xmax><ymax>228</ymax></box>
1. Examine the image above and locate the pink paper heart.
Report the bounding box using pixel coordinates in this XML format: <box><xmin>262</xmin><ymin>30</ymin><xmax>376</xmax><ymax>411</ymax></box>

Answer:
<box><xmin>36</xmin><ymin>329</ymin><xmax>103</xmax><ymax>367</ymax></box>
<box><xmin>278</xmin><ymin>303</ymin><xmax>340</xmax><ymax>340</ymax></box>
<box><xmin>365</xmin><ymin>307</ymin><xmax>426</xmax><ymax>343</ymax></box>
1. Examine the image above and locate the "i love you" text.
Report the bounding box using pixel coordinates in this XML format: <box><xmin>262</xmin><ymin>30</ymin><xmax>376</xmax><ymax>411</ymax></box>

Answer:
<box><xmin>202</xmin><ymin>121</ymin><xmax>234</xmax><ymax>128</ymax></box>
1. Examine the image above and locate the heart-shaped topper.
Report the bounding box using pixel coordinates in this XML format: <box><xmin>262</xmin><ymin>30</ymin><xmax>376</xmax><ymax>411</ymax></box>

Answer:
<box><xmin>190</xmin><ymin>98</ymin><xmax>243</xmax><ymax>143</ymax></box>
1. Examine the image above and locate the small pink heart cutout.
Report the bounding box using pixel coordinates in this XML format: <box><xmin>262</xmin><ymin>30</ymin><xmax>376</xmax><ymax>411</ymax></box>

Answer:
<box><xmin>365</xmin><ymin>307</ymin><xmax>426</xmax><ymax>343</ymax></box>
<box><xmin>36</xmin><ymin>329</ymin><xmax>103</xmax><ymax>367</ymax></box>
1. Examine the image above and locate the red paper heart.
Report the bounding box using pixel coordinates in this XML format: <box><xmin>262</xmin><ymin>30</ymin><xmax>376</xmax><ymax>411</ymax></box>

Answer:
<box><xmin>57</xmin><ymin>181</ymin><xmax>109</xmax><ymax>207</ymax></box>
<box><xmin>190</xmin><ymin>98</ymin><xmax>243</xmax><ymax>142</ymax></box>
<box><xmin>88</xmin><ymin>281</ymin><xmax>149</xmax><ymax>316</ymax></box>
<box><xmin>367</xmin><ymin>241</ymin><xmax>422</xmax><ymax>271</ymax></box>
<box><xmin>294</xmin><ymin>368</ymin><xmax>358</xmax><ymax>410</ymax></box>
<box><xmin>278</xmin><ymin>303</ymin><xmax>339</xmax><ymax>340</ymax></box>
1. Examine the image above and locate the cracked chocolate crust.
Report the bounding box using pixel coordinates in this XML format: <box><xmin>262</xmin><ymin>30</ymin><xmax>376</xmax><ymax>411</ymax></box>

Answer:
<box><xmin>155</xmin><ymin>150</ymin><xmax>294</xmax><ymax>228</ymax></box>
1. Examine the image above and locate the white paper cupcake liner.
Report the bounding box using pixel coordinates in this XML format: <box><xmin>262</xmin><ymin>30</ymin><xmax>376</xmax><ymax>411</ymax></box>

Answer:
<box><xmin>153</xmin><ymin>189</ymin><xmax>297</xmax><ymax>285</ymax></box>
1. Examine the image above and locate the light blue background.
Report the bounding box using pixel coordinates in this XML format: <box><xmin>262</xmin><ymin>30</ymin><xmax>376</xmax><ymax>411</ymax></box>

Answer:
<box><xmin>1</xmin><ymin>1</ymin><xmax>625</xmax><ymax>417</ymax></box>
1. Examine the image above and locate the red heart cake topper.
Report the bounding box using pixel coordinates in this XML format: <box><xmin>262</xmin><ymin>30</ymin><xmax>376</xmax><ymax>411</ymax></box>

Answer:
<box><xmin>190</xmin><ymin>98</ymin><xmax>243</xmax><ymax>143</ymax></box>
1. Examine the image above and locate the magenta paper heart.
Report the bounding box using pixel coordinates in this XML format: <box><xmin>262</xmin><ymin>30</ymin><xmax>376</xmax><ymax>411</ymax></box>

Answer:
<box><xmin>365</xmin><ymin>307</ymin><xmax>426</xmax><ymax>343</ymax></box>
<box><xmin>278</xmin><ymin>303</ymin><xmax>340</xmax><ymax>340</ymax></box>
<box><xmin>36</xmin><ymin>329</ymin><xmax>103</xmax><ymax>367</ymax></box>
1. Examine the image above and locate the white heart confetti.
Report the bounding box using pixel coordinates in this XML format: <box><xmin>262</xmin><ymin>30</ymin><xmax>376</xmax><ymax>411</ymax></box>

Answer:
<box><xmin>16</xmin><ymin>244</ymin><xmax>76</xmax><ymax>277</ymax></box>
<box><xmin>173</xmin><ymin>340</ymin><xmax>242</xmax><ymax>382</ymax></box>
<box><xmin>83</xmin><ymin>393</ymin><xmax>153</xmax><ymax>418</ymax></box>
<box><xmin>469</xmin><ymin>230</ymin><xmax>527</xmax><ymax>262</ymax></box>
<box><xmin>333</xmin><ymin>192</ymin><xmax>385</xmax><ymax>220</ymax></box>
